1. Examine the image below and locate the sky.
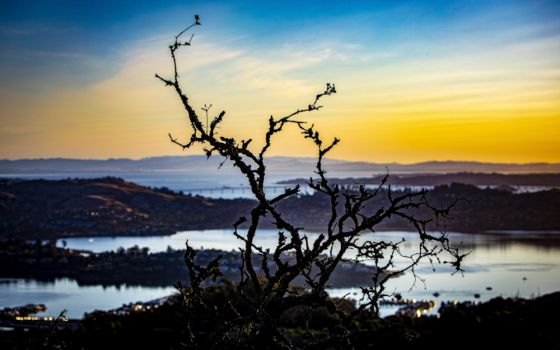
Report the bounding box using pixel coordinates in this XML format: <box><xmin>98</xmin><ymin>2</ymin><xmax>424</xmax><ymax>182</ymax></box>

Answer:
<box><xmin>0</xmin><ymin>0</ymin><xmax>559</xmax><ymax>163</ymax></box>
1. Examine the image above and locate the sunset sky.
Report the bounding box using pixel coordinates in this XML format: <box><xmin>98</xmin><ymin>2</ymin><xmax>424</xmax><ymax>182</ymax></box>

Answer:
<box><xmin>1</xmin><ymin>0</ymin><xmax>559</xmax><ymax>163</ymax></box>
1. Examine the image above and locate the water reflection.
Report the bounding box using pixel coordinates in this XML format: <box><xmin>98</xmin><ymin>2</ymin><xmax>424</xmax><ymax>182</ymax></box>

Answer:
<box><xmin>56</xmin><ymin>229</ymin><xmax>560</xmax><ymax>253</ymax></box>
<box><xmin>0</xmin><ymin>278</ymin><xmax>175</xmax><ymax>319</ymax></box>
<box><xmin>2</xmin><ymin>230</ymin><xmax>558</xmax><ymax>318</ymax></box>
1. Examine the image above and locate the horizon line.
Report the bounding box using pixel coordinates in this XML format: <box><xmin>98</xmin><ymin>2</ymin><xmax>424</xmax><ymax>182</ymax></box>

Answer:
<box><xmin>1</xmin><ymin>155</ymin><xmax>559</xmax><ymax>166</ymax></box>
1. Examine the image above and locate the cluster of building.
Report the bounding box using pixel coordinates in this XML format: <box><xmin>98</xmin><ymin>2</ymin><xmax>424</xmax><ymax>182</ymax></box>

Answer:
<box><xmin>395</xmin><ymin>300</ymin><xmax>437</xmax><ymax>318</ymax></box>
<box><xmin>0</xmin><ymin>304</ymin><xmax>47</xmax><ymax>319</ymax></box>
<box><xmin>91</xmin><ymin>296</ymin><xmax>172</xmax><ymax>317</ymax></box>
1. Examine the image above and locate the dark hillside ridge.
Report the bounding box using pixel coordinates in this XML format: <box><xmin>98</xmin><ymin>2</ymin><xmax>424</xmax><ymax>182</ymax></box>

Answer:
<box><xmin>0</xmin><ymin>177</ymin><xmax>253</xmax><ymax>239</ymax></box>
<box><xmin>1</xmin><ymin>178</ymin><xmax>559</xmax><ymax>239</ymax></box>
<box><xmin>274</xmin><ymin>183</ymin><xmax>560</xmax><ymax>233</ymax></box>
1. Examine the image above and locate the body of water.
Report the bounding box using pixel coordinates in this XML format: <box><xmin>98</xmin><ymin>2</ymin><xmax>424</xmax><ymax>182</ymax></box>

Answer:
<box><xmin>2</xmin><ymin>230</ymin><xmax>559</xmax><ymax>318</ymax></box>
<box><xmin>0</xmin><ymin>278</ymin><xmax>175</xmax><ymax>319</ymax></box>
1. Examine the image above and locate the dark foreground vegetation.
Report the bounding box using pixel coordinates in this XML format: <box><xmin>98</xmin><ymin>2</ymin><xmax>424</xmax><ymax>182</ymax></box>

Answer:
<box><xmin>1</xmin><ymin>287</ymin><xmax>558</xmax><ymax>349</ymax></box>
<box><xmin>1</xmin><ymin>177</ymin><xmax>559</xmax><ymax>239</ymax></box>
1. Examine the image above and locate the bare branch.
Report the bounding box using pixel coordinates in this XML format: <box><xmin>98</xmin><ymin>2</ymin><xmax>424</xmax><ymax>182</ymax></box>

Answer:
<box><xmin>156</xmin><ymin>17</ymin><xmax>464</xmax><ymax>348</ymax></box>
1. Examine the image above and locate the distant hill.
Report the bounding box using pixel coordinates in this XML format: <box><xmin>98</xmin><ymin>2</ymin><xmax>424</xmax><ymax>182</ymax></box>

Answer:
<box><xmin>1</xmin><ymin>156</ymin><xmax>559</xmax><ymax>179</ymax></box>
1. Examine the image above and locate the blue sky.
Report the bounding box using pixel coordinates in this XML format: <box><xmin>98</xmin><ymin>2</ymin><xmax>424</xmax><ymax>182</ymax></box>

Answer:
<box><xmin>1</xmin><ymin>1</ymin><xmax>559</xmax><ymax>162</ymax></box>
<box><xmin>2</xmin><ymin>0</ymin><xmax>556</xmax><ymax>88</ymax></box>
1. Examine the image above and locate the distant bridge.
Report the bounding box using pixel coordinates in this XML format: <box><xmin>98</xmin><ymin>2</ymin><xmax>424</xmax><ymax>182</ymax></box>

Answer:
<box><xmin>184</xmin><ymin>185</ymin><xmax>303</xmax><ymax>195</ymax></box>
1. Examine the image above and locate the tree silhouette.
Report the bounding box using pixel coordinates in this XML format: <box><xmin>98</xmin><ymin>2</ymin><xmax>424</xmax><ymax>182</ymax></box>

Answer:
<box><xmin>155</xmin><ymin>15</ymin><xmax>464</xmax><ymax>349</ymax></box>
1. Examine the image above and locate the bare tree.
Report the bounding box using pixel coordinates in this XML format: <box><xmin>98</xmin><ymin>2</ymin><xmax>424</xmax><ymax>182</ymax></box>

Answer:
<box><xmin>156</xmin><ymin>15</ymin><xmax>465</xmax><ymax>349</ymax></box>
